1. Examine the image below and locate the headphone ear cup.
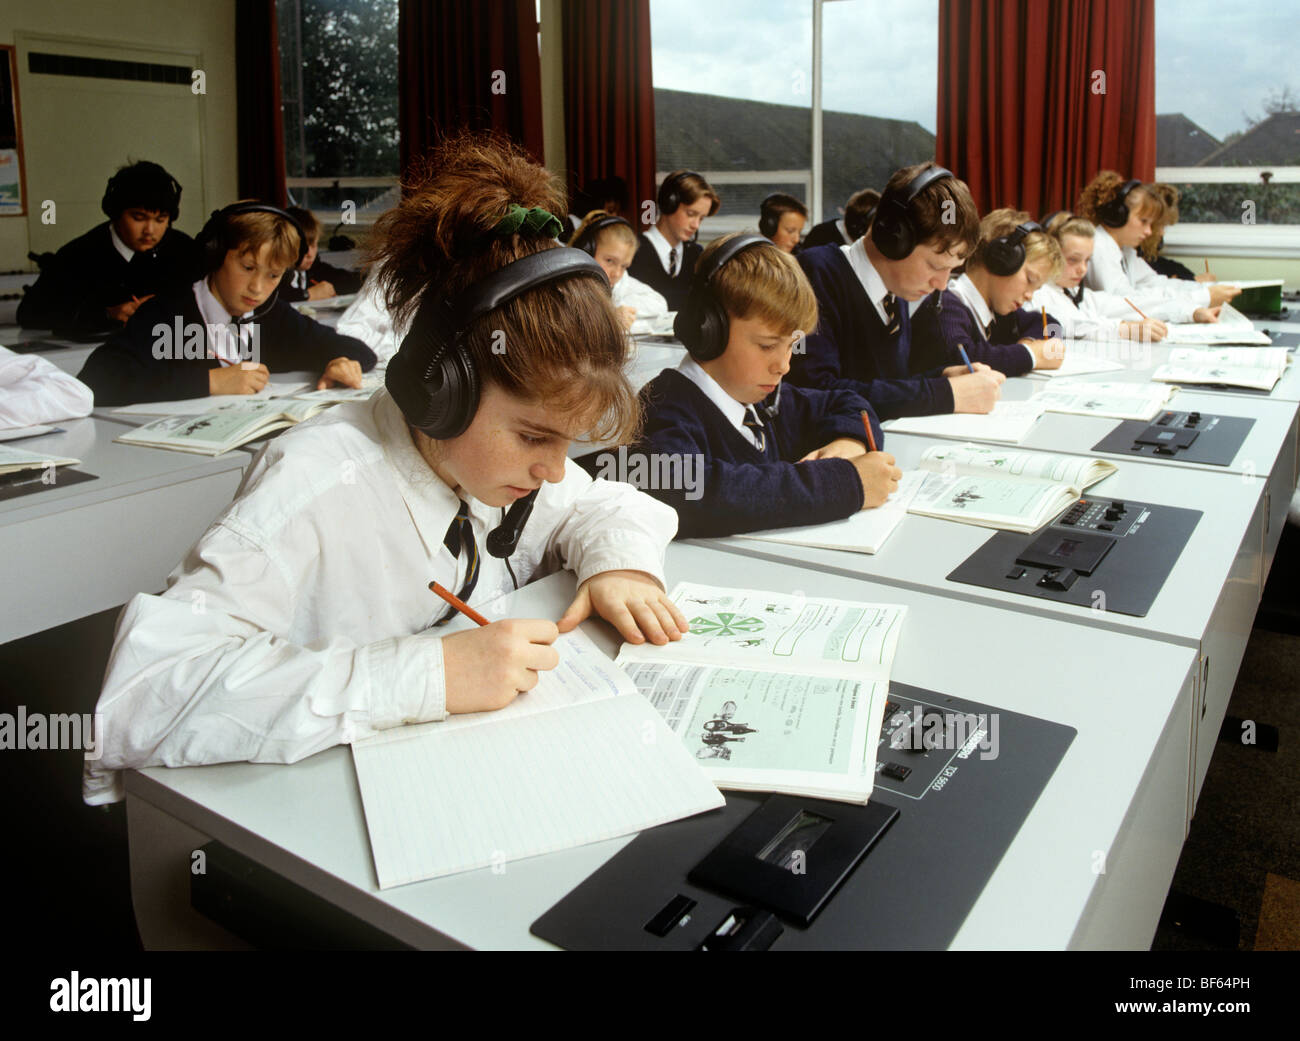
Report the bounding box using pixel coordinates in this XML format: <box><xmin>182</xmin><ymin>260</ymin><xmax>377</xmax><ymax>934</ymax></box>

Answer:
<box><xmin>690</xmin><ymin>296</ymin><xmax>730</xmax><ymax>362</ymax></box>
<box><xmin>759</xmin><ymin>211</ymin><xmax>776</xmax><ymax>239</ymax></box>
<box><xmin>984</xmin><ymin>238</ymin><xmax>1021</xmax><ymax>277</ymax></box>
<box><xmin>386</xmin><ymin>319</ymin><xmax>481</xmax><ymax>440</ymax></box>
<box><xmin>872</xmin><ymin>208</ymin><xmax>911</xmax><ymax>261</ymax></box>
<box><xmin>673</xmin><ymin>290</ymin><xmax>704</xmax><ymax>355</ymax></box>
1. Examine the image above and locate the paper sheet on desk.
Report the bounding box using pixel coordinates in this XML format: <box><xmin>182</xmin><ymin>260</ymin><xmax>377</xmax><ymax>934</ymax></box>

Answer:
<box><xmin>350</xmin><ymin>628</ymin><xmax>723</xmax><ymax>888</ymax></box>
<box><xmin>113</xmin><ymin>382</ymin><xmax>311</xmax><ymax>416</ymax></box>
<box><xmin>883</xmin><ymin>400</ymin><xmax>1045</xmax><ymax>444</ymax></box>
<box><xmin>0</xmin><ymin>424</ymin><xmax>57</xmax><ymax>441</ymax></box>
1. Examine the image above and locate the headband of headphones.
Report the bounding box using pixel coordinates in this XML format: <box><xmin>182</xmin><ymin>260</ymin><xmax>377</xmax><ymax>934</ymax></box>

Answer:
<box><xmin>674</xmin><ymin>233</ymin><xmax>775</xmax><ymax>361</ymax></box>
<box><xmin>871</xmin><ymin>165</ymin><xmax>956</xmax><ymax>260</ymax></box>
<box><xmin>981</xmin><ymin>220</ymin><xmax>1044</xmax><ymax>277</ymax></box>
<box><xmin>197</xmin><ymin>202</ymin><xmax>309</xmax><ymax>272</ymax></box>
<box><xmin>658</xmin><ymin>170</ymin><xmax>718</xmax><ymax>217</ymax></box>
<box><xmin>102</xmin><ymin>162</ymin><xmax>183</xmax><ymax>222</ymax></box>
<box><xmin>386</xmin><ymin>247</ymin><xmax>609</xmax><ymax>439</ymax></box>
<box><xmin>572</xmin><ymin>214</ymin><xmax>634</xmax><ymax>256</ymax></box>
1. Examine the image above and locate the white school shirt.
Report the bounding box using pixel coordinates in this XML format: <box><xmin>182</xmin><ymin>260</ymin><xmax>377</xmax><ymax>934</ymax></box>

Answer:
<box><xmin>643</xmin><ymin>225</ymin><xmax>681</xmax><ymax>275</ymax></box>
<box><xmin>842</xmin><ymin>238</ymin><xmax>892</xmax><ymax>326</ymax></box>
<box><xmin>193</xmin><ymin>278</ymin><xmax>256</xmax><ymax>366</ymax></box>
<box><xmin>676</xmin><ymin>354</ymin><xmax>764</xmax><ymax>450</ymax></box>
<box><xmin>0</xmin><ymin>346</ymin><xmax>94</xmax><ymax>429</ymax></box>
<box><xmin>1031</xmin><ymin>283</ymin><xmax>1126</xmax><ymax>341</ymax></box>
<box><xmin>611</xmin><ymin>272</ymin><xmax>668</xmax><ymax>318</ymax></box>
<box><xmin>947</xmin><ymin>273</ymin><xmax>1037</xmax><ymax>367</ymax></box>
<box><xmin>108</xmin><ymin>223</ymin><xmax>135</xmax><ymax>263</ymax></box>
<box><xmin>1083</xmin><ymin>227</ymin><xmax>1207</xmax><ymax>322</ymax></box>
<box><xmin>82</xmin><ymin>388</ymin><xmax>678</xmax><ymax>804</ymax></box>
<box><xmin>335</xmin><ymin>273</ymin><xmax>406</xmax><ymax>364</ymax></box>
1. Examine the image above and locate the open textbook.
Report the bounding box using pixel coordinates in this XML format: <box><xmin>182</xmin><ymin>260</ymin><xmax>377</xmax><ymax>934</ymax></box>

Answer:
<box><xmin>734</xmin><ymin>470</ymin><xmax>923</xmax><ymax>554</ymax></box>
<box><xmin>1030</xmin><ymin>380</ymin><xmax>1179</xmax><ymax>420</ymax></box>
<box><xmin>907</xmin><ymin>442</ymin><xmax>1116</xmax><ymax>533</ymax></box>
<box><xmin>0</xmin><ymin>443</ymin><xmax>79</xmax><ymax>476</ymax></box>
<box><xmin>1162</xmin><ymin>324</ymin><xmax>1271</xmax><ymax>346</ymax></box>
<box><xmin>1152</xmin><ymin>347</ymin><xmax>1290</xmax><ymax>391</ymax></box>
<box><xmin>883</xmin><ymin>400</ymin><xmax>1045</xmax><ymax>444</ymax></box>
<box><xmin>351</xmin><ymin>627</ymin><xmax>723</xmax><ymax>888</ymax></box>
<box><xmin>113</xmin><ymin>398</ymin><xmax>335</xmax><ymax>455</ymax></box>
<box><xmin>114</xmin><ymin>371</ymin><xmax>386</xmax><ymax>417</ymax></box>
<box><xmin>617</xmin><ymin>583</ymin><xmax>907</xmax><ymax>805</ymax></box>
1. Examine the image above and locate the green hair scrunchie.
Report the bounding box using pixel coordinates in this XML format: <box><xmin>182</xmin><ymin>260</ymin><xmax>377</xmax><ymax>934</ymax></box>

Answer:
<box><xmin>489</xmin><ymin>203</ymin><xmax>564</xmax><ymax>240</ymax></box>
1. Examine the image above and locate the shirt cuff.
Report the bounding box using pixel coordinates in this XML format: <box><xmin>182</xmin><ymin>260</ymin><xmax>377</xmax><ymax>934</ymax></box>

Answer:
<box><xmin>572</xmin><ymin>531</ymin><xmax>670</xmax><ymax>591</ymax></box>
<box><xmin>362</xmin><ymin>632</ymin><xmax>447</xmax><ymax>730</ymax></box>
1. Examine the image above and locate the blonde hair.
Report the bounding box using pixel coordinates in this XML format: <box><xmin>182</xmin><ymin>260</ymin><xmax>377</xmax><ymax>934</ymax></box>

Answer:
<box><xmin>568</xmin><ymin>209</ymin><xmax>637</xmax><ymax>253</ymax></box>
<box><xmin>968</xmin><ymin>208</ymin><xmax>1063</xmax><ymax>280</ymax></box>
<box><xmin>369</xmin><ymin>132</ymin><xmax>638</xmax><ymax>444</ymax></box>
<box><xmin>1046</xmin><ymin>212</ymin><xmax>1096</xmax><ymax>242</ymax></box>
<box><xmin>217</xmin><ymin>203</ymin><xmax>302</xmax><ymax>271</ymax></box>
<box><xmin>1140</xmin><ymin>183</ymin><xmax>1180</xmax><ymax>259</ymax></box>
<box><xmin>703</xmin><ymin>233</ymin><xmax>818</xmax><ymax>337</ymax></box>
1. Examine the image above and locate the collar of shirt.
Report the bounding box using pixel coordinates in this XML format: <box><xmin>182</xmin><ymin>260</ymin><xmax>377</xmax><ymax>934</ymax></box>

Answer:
<box><xmin>676</xmin><ymin>354</ymin><xmax>762</xmax><ymax>449</ymax></box>
<box><xmin>193</xmin><ymin>277</ymin><xmax>255</xmax><ymax>366</ymax></box>
<box><xmin>108</xmin><ymin>224</ymin><xmax>136</xmax><ymax>264</ymax></box>
<box><xmin>835</xmin><ymin>218</ymin><xmax>848</xmax><ymax>244</ymax></box>
<box><xmin>949</xmin><ymin>272</ymin><xmax>996</xmax><ymax>338</ymax></box>
<box><xmin>842</xmin><ymin>237</ymin><xmax>892</xmax><ymax>325</ymax></box>
<box><xmin>644</xmin><ymin>225</ymin><xmax>679</xmax><ymax>275</ymax></box>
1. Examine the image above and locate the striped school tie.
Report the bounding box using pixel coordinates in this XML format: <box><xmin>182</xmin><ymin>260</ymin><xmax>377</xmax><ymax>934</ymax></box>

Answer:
<box><xmin>882</xmin><ymin>292</ymin><xmax>900</xmax><ymax>336</ymax></box>
<box><xmin>434</xmin><ymin>499</ymin><xmax>480</xmax><ymax>626</ymax></box>
<box><xmin>668</xmin><ymin>246</ymin><xmax>679</xmax><ymax>277</ymax></box>
<box><xmin>743</xmin><ymin>405</ymin><xmax>768</xmax><ymax>455</ymax></box>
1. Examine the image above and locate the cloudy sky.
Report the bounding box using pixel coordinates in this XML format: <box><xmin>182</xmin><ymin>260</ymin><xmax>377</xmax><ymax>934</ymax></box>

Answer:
<box><xmin>649</xmin><ymin>0</ymin><xmax>1297</xmax><ymax>143</ymax></box>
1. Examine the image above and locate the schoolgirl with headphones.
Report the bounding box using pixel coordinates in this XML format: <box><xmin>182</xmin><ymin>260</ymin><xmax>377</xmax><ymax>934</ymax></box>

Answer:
<box><xmin>77</xmin><ymin>200</ymin><xmax>376</xmax><ymax>406</ymax></box>
<box><xmin>83</xmin><ymin>134</ymin><xmax>685</xmax><ymax>802</ymax></box>
<box><xmin>568</xmin><ymin>210</ymin><xmax>668</xmax><ymax>329</ymax></box>
<box><xmin>626</xmin><ymin>170</ymin><xmax>721</xmax><ymax>311</ymax></box>
<box><xmin>629</xmin><ymin>232</ymin><xmax>899</xmax><ymax>539</ymax></box>
<box><xmin>1076</xmin><ymin>171</ymin><xmax>1237</xmax><ymax>323</ymax></box>
<box><xmin>911</xmin><ymin>209</ymin><xmax>1067</xmax><ymax>376</ymax></box>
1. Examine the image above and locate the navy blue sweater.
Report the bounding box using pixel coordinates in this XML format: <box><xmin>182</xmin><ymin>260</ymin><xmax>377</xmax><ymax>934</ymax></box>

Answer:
<box><xmin>791</xmin><ymin>244</ymin><xmax>954</xmax><ymax>420</ymax></box>
<box><xmin>910</xmin><ymin>289</ymin><xmax>1057</xmax><ymax>377</ymax></box>
<box><xmin>620</xmin><ymin>367</ymin><xmax>883</xmax><ymax>539</ymax></box>
<box><xmin>78</xmin><ymin>290</ymin><xmax>376</xmax><ymax>405</ymax></box>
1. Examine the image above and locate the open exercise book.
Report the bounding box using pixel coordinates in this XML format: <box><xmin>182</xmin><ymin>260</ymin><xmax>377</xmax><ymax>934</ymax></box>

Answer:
<box><xmin>907</xmin><ymin>442</ymin><xmax>1116</xmax><ymax>533</ymax></box>
<box><xmin>0</xmin><ymin>443</ymin><xmax>79</xmax><ymax>476</ymax></box>
<box><xmin>351</xmin><ymin>626</ymin><xmax>723</xmax><ymax>889</ymax></box>
<box><xmin>617</xmin><ymin>583</ymin><xmax>906</xmax><ymax>805</ymax></box>
<box><xmin>1152</xmin><ymin>347</ymin><xmax>1290</xmax><ymax>391</ymax></box>
<box><xmin>1031</xmin><ymin>380</ymin><xmax>1180</xmax><ymax>420</ymax></box>
<box><xmin>114</xmin><ymin>398</ymin><xmax>335</xmax><ymax>455</ymax></box>
<box><xmin>883</xmin><ymin>400</ymin><xmax>1045</xmax><ymax>444</ymax></box>
<box><xmin>1025</xmin><ymin>351</ymin><xmax>1127</xmax><ymax>379</ymax></box>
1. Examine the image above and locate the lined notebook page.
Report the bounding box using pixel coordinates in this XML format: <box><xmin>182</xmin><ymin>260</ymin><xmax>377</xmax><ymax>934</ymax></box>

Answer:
<box><xmin>353</xmin><ymin>695</ymin><xmax>724</xmax><ymax>889</ymax></box>
<box><xmin>883</xmin><ymin>400</ymin><xmax>1045</xmax><ymax>444</ymax></box>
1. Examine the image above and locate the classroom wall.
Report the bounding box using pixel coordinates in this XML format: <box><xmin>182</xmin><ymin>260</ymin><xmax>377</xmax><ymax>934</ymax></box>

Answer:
<box><xmin>0</xmin><ymin>0</ymin><xmax>238</xmax><ymax>273</ymax></box>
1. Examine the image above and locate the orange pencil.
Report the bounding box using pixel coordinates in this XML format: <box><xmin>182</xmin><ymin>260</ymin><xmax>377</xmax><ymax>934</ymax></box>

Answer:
<box><xmin>1124</xmin><ymin>297</ymin><xmax>1151</xmax><ymax>320</ymax></box>
<box><xmin>1041</xmin><ymin>306</ymin><xmax>1047</xmax><ymax>337</ymax></box>
<box><xmin>861</xmin><ymin>410</ymin><xmax>878</xmax><ymax>453</ymax></box>
<box><xmin>429</xmin><ymin>581</ymin><xmax>489</xmax><ymax>627</ymax></box>
<box><xmin>1204</xmin><ymin>258</ymin><xmax>1210</xmax><ymax>275</ymax></box>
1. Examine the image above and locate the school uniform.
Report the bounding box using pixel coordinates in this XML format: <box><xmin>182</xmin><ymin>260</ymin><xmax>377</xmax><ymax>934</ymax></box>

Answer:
<box><xmin>76</xmin><ymin>279</ymin><xmax>378</xmax><ymax>406</ymax></box>
<box><xmin>1030</xmin><ymin>282</ymin><xmax>1128</xmax><ymax>341</ymax></box>
<box><xmin>83</xmin><ymin>387</ymin><xmax>678</xmax><ymax>804</ymax></box>
<box><xmin>799</xmin><ymin>217</ymin><xmax>851</xmax><ymax>251</ymax></box>
<box><xmin>277</xmin><ymin>256</ymin><xmax>365</xmax><ymax>303</ymax></box>
<box><xmin>1084</xmin><ymin>226</ymin><xmax>1208</xmax><ymax>322</ymax></box>
<box><xmin>335</xmin><ymin>273</ymin><xmax>406</xmax><ymax>365</ymax></box>
<box><xmin>626</xmin><ymin>226</ymin><xmax>700</xmax><ymax>311</ymax></box>
<box><xmin>611</xmin><ymin>271</ymin><xmax>668</xmax><ymax>320</ymax></box>
<box><xmin>909</xmin><ymin>273</ymin><xmax>1044</xmax><ymax>377</ymax></box>
<box><xmin>629</xmin><ymin>357</ymin><xmax>882</xmax><ymax>539</ymax></box>
<box><xmin>15</xmin><ymin>222</ymin><xmax>200</xmax><ymax>333</ymax></box>
<box><xmin>0</xmin><ymin>346</ymin><xmax>94</xmax><ymax>429</ymax></box>
<box><xmin>790</xmin><ymin>241</ymin><xmax>953</xmax><ymax>419</ymax></box>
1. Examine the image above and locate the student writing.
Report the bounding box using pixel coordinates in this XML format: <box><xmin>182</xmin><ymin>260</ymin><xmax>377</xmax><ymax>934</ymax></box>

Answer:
<box><xmin>626</xmin><ymin>170</ymin><xmax>720</xmax><ymax>311</ymax></box>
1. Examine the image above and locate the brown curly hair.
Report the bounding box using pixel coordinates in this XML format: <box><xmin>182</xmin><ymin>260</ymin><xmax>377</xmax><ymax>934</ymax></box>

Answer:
<box><xmin>1076</xmin><ymin>171</ymin><xmax>1163</xmax><ymax>230</ymax></box>
<box><xmin>367</xmin><ymin>132</ymin><xmax>638</xmax><ymax>444</ymax></box>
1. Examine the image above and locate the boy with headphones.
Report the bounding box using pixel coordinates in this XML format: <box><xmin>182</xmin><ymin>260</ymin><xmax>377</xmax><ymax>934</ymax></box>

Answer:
<box><xmin>910</xmin><ymin>209</ymin><xmax>1066</xmax><ymax>376</ymax></box>
<box><xmin>628</xmin><ymin>233</ymin><xmax>900</xmax><ymax>539</ymax></box>
<box><xmin>16</xmin><ymin>160</ymin><xmax>200</xmax><ymax>333</ymax></box>
<box><xmin>759</xmin><ymin>193</ymin><xmax>808</xmax><ymax>253</ymax></box>
<box><xmin>277</xmin><ymin>206</ymin><xmax>365</xmax><ymax>303</ymax></box>
<box><xmin>1077</xmin><ymin>171</ymin><xmax>1236</xmax><ymax>323</ymax></box>
<box><xmin>626</xmin><ymin>170</ymin><xmax>720</xmax><ymax>311</ymax></box>
<box><xmin>791</xmin><ymin>162</ymin><xmax>1003</xmax><ymax>419</ymax></box>
<box><xmin>801</xmin><ymin>188</ymin><xmax>880</xmax><ymax>251</ymax></box>
<box><xmin>77</xmin><ymin>201</ymin><xmax>376</xmax><ymax>406</ymax></box>
<box><xmin>84</xmin><ymin>136</ymin><xmax>685</xmax><ymax>800</ymax></box>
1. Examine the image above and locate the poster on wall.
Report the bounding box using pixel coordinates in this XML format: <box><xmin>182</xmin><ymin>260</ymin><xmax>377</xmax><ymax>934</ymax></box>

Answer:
<box><xmin>0</xmin><ymin>45</ymin><xmax>26</xmax><ymax>216</ymax></box>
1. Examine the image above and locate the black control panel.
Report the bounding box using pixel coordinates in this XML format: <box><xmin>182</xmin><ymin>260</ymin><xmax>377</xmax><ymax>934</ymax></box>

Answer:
<box><xmin>531</xmin><ymin>683</ymin><xmax>1075</xmax><ymax>951</ymax></box>
<box><xmin>947</xmin><ymin>496</ymin><xmax>1201</xmax><ymax>616</ymax></box>
<box><xmin>1092</xmin><ymin>410</ymin><xmax>1253</xmax><ymax>466</ymax></box>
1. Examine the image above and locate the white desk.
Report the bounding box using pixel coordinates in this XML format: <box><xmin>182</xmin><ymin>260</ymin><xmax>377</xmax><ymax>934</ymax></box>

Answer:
<box><xmin>125</xmin><ymin>542</ymin><xmax>1197</xmax><ymax>950</ymax></box>
<box><xmin>0</xmin><ymin>417</ymin><xmax>252</xmax><ymax>643</ymax></box>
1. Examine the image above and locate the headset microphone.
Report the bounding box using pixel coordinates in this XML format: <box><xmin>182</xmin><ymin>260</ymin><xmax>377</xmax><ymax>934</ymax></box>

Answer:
<box><xmin>485</xmin><ymin>488</ymin><xmax>539</xmax><ymax>559</ymax></box>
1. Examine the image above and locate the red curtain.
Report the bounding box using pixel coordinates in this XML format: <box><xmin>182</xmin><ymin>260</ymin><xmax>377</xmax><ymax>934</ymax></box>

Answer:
<box><xmin>561</xmin><ymin>0</ymin><xmax>657</xmax><ymax>224</ymax></box>
<box><xmin>398</xmin><ymin>0</ymin><xmax>545</xmax><ymax>178</ymax></box>
<box><xmin>235</xmin><ymin>0</ymin><xmax>288</xmax><ymax>206</ymax></box>
<box><xmin>936</xmin><ymin>0</ymin><xmax>1156</xmax><ymax>216</ymax></box>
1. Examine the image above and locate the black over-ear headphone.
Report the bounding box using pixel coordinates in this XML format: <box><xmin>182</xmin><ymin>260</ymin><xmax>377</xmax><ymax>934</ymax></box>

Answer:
<box><xmin>386</xmin><ymin>247</ymin><xmax>607</xmax><ymax>441</ymax></box>
<box><xmin>572</xmin><ymin>215</ymin><xmax>633</xmax><ymax>257</ymax></box>
<box><xmin>1040</xmin><ymin>210</ymin><xmax>1070</xmax><ymax>233</ymax></box>
<box><xmin>845</xmin><ymin>203</ymin><xmax>877</xmax><ymax>242</ymax></box>
<box><xmin>657</xmin><ymin>170</ymin><xmax>719</xmax><ymax>217</ymax></box>
<box><xmin>1098</xmin><ymin>179</ymin><xmax>1142</xmax><ymax>228</ymax></box>
<box><xmin>197</xmin><ymin>202</ymin><xmax>308</xmax><ymax>276</ymax></box>
<box><xmin>674</xmin><ymin>234</ymin><xmax>774</xmax><ymax>362</ymax></box>
<box><xmin>983</xmin><ymin>221</ymin><xmax>1044</xmax><ymax>277</ymax></box>
<box><xmin>101</xmin><ymin>163</ymin><xmax>182</xmax><ymax>222</ymax></box>
<box><xmin>871</xmin><ymin>165</ymin><xmax>955</xmax><ymax>261</ymax></box>
<box><xmin>758</xmin><ymin>194</ymin><xmax>783</xmax><ymax>239</ymax></box>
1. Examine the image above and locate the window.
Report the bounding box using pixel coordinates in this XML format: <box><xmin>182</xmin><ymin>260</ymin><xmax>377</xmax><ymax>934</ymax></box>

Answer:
<box><xmin>1155</xmin><ymin>0</ymin><xmax>1300</xmax><ymax>242</ymax></box>
<box><xmin>277</xmin><ymin>0</ymin><xmax>399</xmax><ymax>226</ymax></box>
